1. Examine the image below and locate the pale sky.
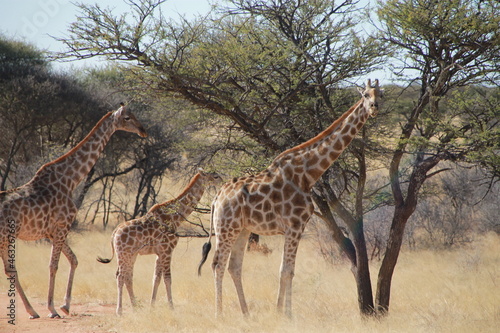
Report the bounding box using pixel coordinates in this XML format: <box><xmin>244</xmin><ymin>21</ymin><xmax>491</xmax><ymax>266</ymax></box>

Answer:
<box><xmin>0</xmin><ymin>0</ymin><xmax>393</xmax><ymax>81</ymax></box>
<box><xmin>0</xmin><ymin>0</ymin><xmax>213</xmax><ymax>70</ymax></box>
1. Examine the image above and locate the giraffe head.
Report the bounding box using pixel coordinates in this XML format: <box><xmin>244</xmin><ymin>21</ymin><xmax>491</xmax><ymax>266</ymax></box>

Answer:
<box><xmin>198</xmin><ymin>168</ymin><xmax>223</xmax><ymax>187</ymax></box>
<box><xmin>112</xmin><ymin>103</ymin><xmax>148</xmax><ymax>138</ymax></box>
<box><xmin>357</xmin><ymin>79</ymin><xmax>383</xmax><ymax>117</ymax></box>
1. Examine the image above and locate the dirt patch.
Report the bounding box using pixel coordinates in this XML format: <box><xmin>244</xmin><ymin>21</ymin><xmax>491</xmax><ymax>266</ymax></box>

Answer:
<box><xmin>0</xmin><ymin>293</ymin><xmax>115</xmax><ymax>333</ymax></box>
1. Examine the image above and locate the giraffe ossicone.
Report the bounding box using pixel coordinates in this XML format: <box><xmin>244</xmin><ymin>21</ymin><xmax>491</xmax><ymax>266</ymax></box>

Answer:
<box><xmin>97</xmin><ymin>170</ymin><xmax>222</xmax><ymax>316</ymax></box>
<box><xmin>0</xmin><ymin>104</ymin><xmax>147</xmax><ymax>319</ymax></box>
<box><xmin>198</xmin><ymin>79</ymin><xmax>383</xmax><ymax>318</ymax></box>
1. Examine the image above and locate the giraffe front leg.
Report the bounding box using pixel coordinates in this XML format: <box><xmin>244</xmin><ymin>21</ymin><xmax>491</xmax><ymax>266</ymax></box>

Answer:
<box><xmin>2</xmin><ymin>249</ymin><xmax>40</xmax><ymax>319</ymax></box>
<box><xmin>60</xmin><ymin>242</ymin><xmax>78</xmax><ymax>315</ymax></box>
<box><xmin>47</xmin><ymin>241</ymin><xmax>64</xmax><ymax>318</ymax></box>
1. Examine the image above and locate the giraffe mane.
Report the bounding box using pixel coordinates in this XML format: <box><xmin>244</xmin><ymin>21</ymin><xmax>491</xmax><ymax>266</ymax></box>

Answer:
<box><xmin>274</xmin><ymin>98</ymin><xmax>363</xmax><ymax>160</ymax></box>
<box><xmin>35</xmin><ymin>111</ymin><xmax>114</xmax><ymax>173</ymax></box>
<box><xmin>148</xmin><ymin>173</ymin><xmax>202</xmax><ymax>213</ymax></box>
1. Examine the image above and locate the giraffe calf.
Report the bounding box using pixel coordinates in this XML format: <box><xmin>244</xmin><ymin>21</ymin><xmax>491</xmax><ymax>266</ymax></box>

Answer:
<box><xmin>98</xmin><ymin>170</ymin><xmax>221</xmax><ymax>315</ymax></box>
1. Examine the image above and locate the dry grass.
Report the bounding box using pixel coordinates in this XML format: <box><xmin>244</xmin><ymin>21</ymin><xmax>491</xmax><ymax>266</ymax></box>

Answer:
<box><xmin>2</xmin><ymin>229</ymin><xmax>499</xmax><ymax>332</ymax></box>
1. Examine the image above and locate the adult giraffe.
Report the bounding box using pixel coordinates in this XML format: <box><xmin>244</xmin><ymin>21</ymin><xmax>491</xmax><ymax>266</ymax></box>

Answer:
<box><xmin>198</xmin><ymin>79</ymin><xmax>383</xmax><ymax>317</ymax></box>
<box><xmin>0</xmin><ymin>104</ymin><xmax>147</xmax><ymax>319</ymax></box>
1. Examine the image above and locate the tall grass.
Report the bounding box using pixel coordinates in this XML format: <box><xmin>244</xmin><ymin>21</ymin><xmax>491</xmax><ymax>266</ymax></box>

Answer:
<box><xmin>3</xmin><ymin>228</ymin><xmax>499</xmax><ymax>332</ymax></box>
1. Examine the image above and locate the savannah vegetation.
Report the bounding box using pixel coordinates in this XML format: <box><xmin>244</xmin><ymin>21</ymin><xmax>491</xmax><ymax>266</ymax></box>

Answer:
<box><xmin>1</xmin><ymin>0</ymin><xmax>499</xmax><ymax>327</ymax></box>
<box><xmin>7</xmin><ymin>228</ymin><xmax>500</xmax><ymax>332</ymax></box>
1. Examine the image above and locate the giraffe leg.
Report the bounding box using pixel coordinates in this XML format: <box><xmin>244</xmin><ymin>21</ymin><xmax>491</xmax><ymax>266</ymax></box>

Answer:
<box><xmin>116</xmin><ymin>254</ymin><xmax>136</xmax><ymax>315</ymax></box>
<box><xmin>116</xmin><ymin>267</ymin><xmax>137</xmax><ymax>315</ymax></box>
<box><xmin>124</xmin><ymin>254</ymin><xmax>138</xmax><ymax>310</ymax></box>
<box><xmin>116</xmin><ymin>266</ymin><xmax>125</xmax><ymax>316</ymax></box>
<box><xmin>59</xmin><ymin>241</ymin><xmax>78</xmax><ymax>315</ymax></box>
<box><xmin>124</xmin><ymin>269</ymin><xmax>137</xmax><ymax>309</ymax></box>
<box><xmin>47</xmin><ymin>240</ymin><xmax>64</xmax><ymax>318</ymax></box>
<box><xmin>2</xmin><ymin>249</ymin><xmax>40</xmax><ymax>319</ymax></box>
<box><xmin>228</xmin><ymin>229</ymin><xmax>251</xmax><ymax>315</ymax></box>
<box><xmin>277</xmin><ymin>234</ymin><xmax>300</xmax><ymax>318</ymax></box>
<box><xmin>150</xmin><ymin>256</ymin><xmax>162</xmax><ymax>307</ymax></box>
<box><xmin>162</xmin><ymin>255</ymin><xmax>174</xmax><ymax>309</ymax></box>
<box><xmin>212</xmin><ymin>234</ymin><xmax>238</xmax><ymax>317</ymax></box>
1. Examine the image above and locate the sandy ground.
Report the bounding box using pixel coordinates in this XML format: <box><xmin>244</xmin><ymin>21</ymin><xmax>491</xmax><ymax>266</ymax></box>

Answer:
<box><xmin>0</xmin><ymin>293</ymin><xmax>115</xmax><ymax>333</ymax></box>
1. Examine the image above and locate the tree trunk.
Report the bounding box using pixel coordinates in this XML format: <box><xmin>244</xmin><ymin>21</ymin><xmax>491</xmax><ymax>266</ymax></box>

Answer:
<box><xmin>375</xmin><ymin>208</ymin><xmax>408</xmax><ymax>313</ymax></box>
<box><xmin>351</xmin><ymin>217</ymin><xmax>375</xmax><ymax>316</ymax></box>
<box><xmin>312</xmin><ymin>190</ymin><xmax>375</xmax><ymax>316</ymax></box>
<box><xmin>376</xmin><ymin>147</ymin><xmax>440</xmax><ymax>313</ymax></box>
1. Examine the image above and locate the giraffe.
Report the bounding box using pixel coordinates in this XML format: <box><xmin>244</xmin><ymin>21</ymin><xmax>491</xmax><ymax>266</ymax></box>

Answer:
<box><xmin>0</xmin><ymin>104</ymin><xmax>147</xmax><ymax>319</ymax></box>
<box><xmin>97</xmin><ymin>170</ymin><xmax>222</xmax><ymax>316</ymax></box>
<box><xmin>198</xmin><ymin>79</ymin><xmax>383</xmax><ymax>317</ymax></box>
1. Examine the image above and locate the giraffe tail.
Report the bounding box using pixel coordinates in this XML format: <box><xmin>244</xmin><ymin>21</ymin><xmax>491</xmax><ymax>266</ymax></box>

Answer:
<box><xmin>197</xmin><ymin>241</ymin><xmax>212</xmax><ymax>276</ymax></box>
<box><xmin>198</xmin><ymin>201</ymin><xmax>215</xmax><ymax>276</ymax></box>
<box><xmin>96</xmin><ymin>234</ymin><xmax>116</xmax><ymax>264</ymax></box>
<box><xmin>96</xmin><ymin>257</ymin><xmax>112</xmax><ymax>264</ymax></box>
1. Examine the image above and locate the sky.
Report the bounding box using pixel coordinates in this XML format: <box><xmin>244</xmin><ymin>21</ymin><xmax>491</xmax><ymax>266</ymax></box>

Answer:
<box><xmin>0</xmin><ymin>0</ymin><xmax>393</xmax><ymax>81</ymax></box>
<box><xmin>0</xmin><ymin>0</ymin><xmax>213</xmax><ymax>70</ymax></box>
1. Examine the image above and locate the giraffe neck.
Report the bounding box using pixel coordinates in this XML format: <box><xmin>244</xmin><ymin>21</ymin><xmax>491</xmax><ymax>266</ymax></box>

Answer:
<box><xmin>269</xmin><ymin>99</ymin><xmax>370</xmax><ymax>191</ymax></box>
<box><xmin>150</xmin><ymin>174</ymin><xmax>207</xmax><ymax>224</ymax></box>
<box><xmin>32</xmin><ymin>112</ymin><xmax>117</xmax><ymax>193</ymax></box>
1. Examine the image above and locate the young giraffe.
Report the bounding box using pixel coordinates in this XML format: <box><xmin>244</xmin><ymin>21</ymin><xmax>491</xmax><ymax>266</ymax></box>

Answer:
<box><xmin>198</xmin><ymin>79</ymin><xmax>383</xmax><ymax>317</ymax></box>
<box><xmin>97</xmin><ymin>170</ymin><xmax>222</xmax><ymax>316</ymax></box>
<box><xmin>0</xmin><ymin>104</ymin><xmax>147</xmax><ymax>319</ymax></box>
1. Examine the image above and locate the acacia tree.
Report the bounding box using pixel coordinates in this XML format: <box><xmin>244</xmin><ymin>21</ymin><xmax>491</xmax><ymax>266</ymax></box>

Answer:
<box><xmin>57</xmin><ymin>0</ymin><xmax>391</xmax><ymax>315</ymax></box>
<box><xmin>374</xmin><ymin>0</ymin><xmax>500</xmax><ymax>313</ymax></box>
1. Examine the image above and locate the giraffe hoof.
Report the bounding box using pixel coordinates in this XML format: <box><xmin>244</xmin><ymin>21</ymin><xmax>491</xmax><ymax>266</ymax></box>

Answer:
<box><xmin>29</xmin><ymin>314</ymin><xmax>40</xmax><ymax>319</ymax></box>
<box><xmin>60</xmin><ymin>305</ymin><xmax>70</xmax><ymax>315</ymax></box>
<box><xmin>48</xmin><ymin>313</ymin><xmax>62</xmax><ymax>319</ymax></box>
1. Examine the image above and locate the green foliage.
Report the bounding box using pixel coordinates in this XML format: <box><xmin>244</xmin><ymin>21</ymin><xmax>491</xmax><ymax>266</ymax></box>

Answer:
<box><xmin>377</xmin><ymin>0</ymin><xmax>500</xmax><ymax>87</ymax></box>
<box><xmin>57</xmin><ymin>0</ymin><xmax>390</xmax><ymax>156</ymax></box>
<box><xmin>0</xmin><ymin>35</ymin><xmax>47</xmax><ymax>79</ymax></box>
<box><xmin>0</xmin><ymin>36</ymin><xmax>105</xmax><ymax>189</ymax></box>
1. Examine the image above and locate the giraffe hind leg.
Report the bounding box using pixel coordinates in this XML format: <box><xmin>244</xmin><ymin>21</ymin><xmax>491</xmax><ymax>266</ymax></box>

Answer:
<box><xmin>212</xmin><ymin>232</ymin><xmax>239</xmax><ymax>317</ymax></box>
<box><xmin>116</xmin><ymin>265</ymin><xmax>137</xmax><ymax>315</ymax></box>
<box><xmin>60</xmin><ymin>242</ymin><xmax>78</xmax><ymax>315</ymax></box>
<box><xmin>228</xmin><ymin>229</ymin><xmax>251</xmax><ymax>315</ymax></box>
<box><xmin>124</xmin><ymin>270</ymin><xmax>137</xmax><ymax>309</ymax></box>
<box><xmin>116</xmin><ymin>262</ymin><xmax>135</xmax><ymax>315</ymax></box>
<box><xmin>163</xmin><ymin>256</ymin><xmax>174</xmax><ymax>309</ymax></box>
<box><xmin>150</xmin><ymin>257</ymin><xmax>162</xmax><ymax>306</ymax></box>
<box><xmin>116</xmin><ymin>268</ymin><xmax>125</xmax><ymax>316</ymax></box>
<box><xmin>47</xmin><ymin>240</ymin><xmax>64</xmax><ymax>318</ymax></box>
<box><xmin>277</xmin><ymin>235</ymin><xmax>300</xmax><ymax>318</ymax></box>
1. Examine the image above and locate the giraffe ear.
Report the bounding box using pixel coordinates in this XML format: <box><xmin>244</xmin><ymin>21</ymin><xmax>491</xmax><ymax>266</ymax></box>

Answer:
<box><xmin>357</xmin><ymin>86</ymin><xmax>365</xmax><ymax>96</ymax></box>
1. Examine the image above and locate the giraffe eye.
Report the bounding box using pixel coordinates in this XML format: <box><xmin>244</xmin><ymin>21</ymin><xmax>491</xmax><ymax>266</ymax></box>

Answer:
<box><xmin>124</xmin><ymin>116</ymin><xmax>131</xmax><ymax>121</ymax></box>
